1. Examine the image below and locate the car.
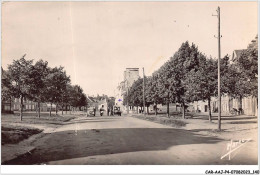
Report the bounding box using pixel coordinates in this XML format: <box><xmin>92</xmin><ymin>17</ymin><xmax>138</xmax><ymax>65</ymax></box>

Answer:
<box><xmin>113</xmin><ymin>106</ymin><xmax>121</xmax><ymax>116</ymax></box>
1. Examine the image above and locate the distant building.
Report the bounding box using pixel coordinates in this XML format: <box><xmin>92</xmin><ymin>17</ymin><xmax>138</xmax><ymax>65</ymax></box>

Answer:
<box><xmin>13</xmin><ymin>98</ymin><xmax>56</xmax><ymax>112</ymax></box>
<box><xmin>98</xmin><ymin>98</ymin><xmax>107</xmax><ymax>111</ymax></box>
<box><xmin>2</xmin><ymin>67</ymin><xmax>58</xmax><ymax>113</ymax></box>
<box><xmin>86</xmin><ymin>95</ymin><xmax>114</xmax><ymax>115</ymax></box>
<box><xmin>86</xmin><ymin>95</ymin><xmax>98</xmax><ymax>108</ymax></box>
<box><xmin>124</xmin><ymin>68</ymin><xmax>140</xmax><ymax>88</ymax></box>
<box><xmin>115</xmin><ymin>68</ymin><xmax>140</xmax><ymax>113</ymax></box>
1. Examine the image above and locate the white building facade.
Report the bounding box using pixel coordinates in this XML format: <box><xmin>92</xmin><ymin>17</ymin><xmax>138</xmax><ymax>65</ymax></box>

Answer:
<box><xmin>115</xmin><ymin>68</ymin><xmax>140</xmax><ymax>113</ymax></box>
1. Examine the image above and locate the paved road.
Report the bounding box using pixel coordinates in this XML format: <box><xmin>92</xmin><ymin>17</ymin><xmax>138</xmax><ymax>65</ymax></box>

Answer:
<box><xmin>3</xmin><ymin>115</ymin><xmax>258</xmax><ymax>165</ymax></box>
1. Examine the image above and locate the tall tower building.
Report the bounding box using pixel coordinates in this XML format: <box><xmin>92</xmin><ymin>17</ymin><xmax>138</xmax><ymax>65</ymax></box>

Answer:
<box><xmin>124</xmin><ymin>68</ymin><xmax>140</xmax><ymax>89</ymax></box>
<box><xmin>114</xmin><ymin>68</ymin><xmax>140</xmax><ymax>113</ymax></box>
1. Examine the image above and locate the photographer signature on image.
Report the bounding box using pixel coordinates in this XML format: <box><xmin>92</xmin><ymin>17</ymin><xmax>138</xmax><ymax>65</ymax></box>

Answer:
<box><xmin>221</xmin><ymin>138</ymin><xmax>252</xmax><ymax>160</ymax></box>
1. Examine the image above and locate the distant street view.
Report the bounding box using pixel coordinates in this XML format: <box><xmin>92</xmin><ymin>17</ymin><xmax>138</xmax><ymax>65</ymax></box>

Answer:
<box><xmin>1</xmin><ymin>1</ymin><xmax>258</xmax><ymax>166</ymax></box>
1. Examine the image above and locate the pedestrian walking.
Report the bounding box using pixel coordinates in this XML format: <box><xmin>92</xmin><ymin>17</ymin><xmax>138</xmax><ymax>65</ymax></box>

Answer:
<box><xmin>100</xmin><ymin>105</ymin><xmax>104</xmax><ymax>116</ymax></box>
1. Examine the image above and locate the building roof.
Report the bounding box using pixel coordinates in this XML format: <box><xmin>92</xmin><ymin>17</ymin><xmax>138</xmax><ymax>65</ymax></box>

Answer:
<box><xmin>86</xmin><ymin>96</ymin><xmax>96</xmax><ymax>103</ymax></box>
<box><xmin>126</xmin><ymin>68</ymin><xmax>139</xmax><ymax>70</ymax></box>
<box><xmin>232</xmin><ymin>49</ymin><xmax>246</xmax><ymax>61</ymax></box>
<box><xmin>98</xmin><ymin>98</ymin><xmax>107</xmax><ymax>105</ymax></box>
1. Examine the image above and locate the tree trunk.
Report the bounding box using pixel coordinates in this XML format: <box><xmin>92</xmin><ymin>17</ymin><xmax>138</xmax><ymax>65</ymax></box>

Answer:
<box><xmin>20</xmin><ymin>96</ymin><xmax>23</xmax><ymax>121</ymax></box>
<box><xmin>155</xmin><ymin>103</ymin><xmax>158</xmax><ymax>115</ymax></box>
<box><xmin>10</xmin><ymin>97</ymin><xmax>12</xmax><ymax>113</ymax></box>
<box><xmin>55</xmin><ymin>104</ymin><xmax>58</xmax><ymax>115</ymax></box>
<box><xmin>38</xmin><ymin>101</ymin><xmax>41</xmax><ymax>118</ymax></box>
<box><xmin>49</xmin><ymin>103</ymin><xmax>52</xmax><ymax>117</ymax></box>
<box><xmin>66</xmin><ymin>105</ymin><xmax>67</xmax><ymax>114</ymax></box>
<box><xmin>167</xmin><ymin>101</ymin><xmax>170</xmax><ymax>117</ymax></box>
<box><xmin>62</xmin><ymin>104</ymin><xmax>64</xmax><ymax>115</ymax></box>
<box><xmin>239</xmin><ymin>95</ymin><xmax>243</xmax><ymax>115</ymax></box>
<box><xmin>176</xmin><ymin>103</ymin><xmax>178</xmax><ymax>111</ymax></box>
<box><xmin>182</xmin><ymin>101</ymin><xmax>185</xmax><ymax>119</ymax></box>
<box><xmin>208</xmin><ymin>98</ymin><xmax>212</xmax><ymax>122</ymax></box>
<box><xmin>146</xmin><ymin>106</ymin><xmax>149</xmax><ymax>115</ymax></box>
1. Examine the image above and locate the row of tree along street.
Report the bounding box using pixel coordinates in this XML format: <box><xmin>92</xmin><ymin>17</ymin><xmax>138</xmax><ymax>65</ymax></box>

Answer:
<box><xmin>2</xmin><ymin>54</ymin><xmax>88</xmax><ymax>120</ymax></box>
<box><xmin>124</xmin><ymin>41</ymin><xmax>258</xmax><ymax>121</ymax></box>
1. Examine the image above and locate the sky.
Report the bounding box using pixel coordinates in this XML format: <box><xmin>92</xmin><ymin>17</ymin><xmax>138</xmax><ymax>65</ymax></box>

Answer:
<box><xmin>1</xmin><ymin>1</ymin><xmax>258</xmax><ymax>97</ymax></box>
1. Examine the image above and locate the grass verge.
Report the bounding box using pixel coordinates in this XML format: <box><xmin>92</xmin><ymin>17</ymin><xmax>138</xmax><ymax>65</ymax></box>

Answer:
<box><xmin>1</xmin><ymin>112</ymin><xmax>76</xmax><ymax>125</ymax></box>
<box><xmin>131</xmin><ymin>114</ymin><xmax>187</xmax><ymax>128</ymax></box>
<box><xmin>1</xmin><ymin>125</ymin><xmax>43</xmax><ymax>145</ymax></box>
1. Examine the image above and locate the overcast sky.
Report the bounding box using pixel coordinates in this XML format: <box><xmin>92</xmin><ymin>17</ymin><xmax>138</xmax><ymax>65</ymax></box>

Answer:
<box><xmin>2</xmin><ymin>1</ymin><xmax>258</xmax><ymax>97</ymax></box>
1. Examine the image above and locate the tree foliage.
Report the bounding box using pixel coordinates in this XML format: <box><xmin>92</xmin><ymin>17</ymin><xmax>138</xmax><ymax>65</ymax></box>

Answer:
<box><xmin>28</xmin><ymin>59</ymin><xmax>49</xmax><ymax>118</ymax></box>
<box><xmin>124</xmin><ymin>41</ymin><xmax>256</xmax><ymax>119</ymax></box>
<box><xmin>6</xmin><ymin>55</ymin><xmax>33</xmax><ymax>120</ymax></box>
<box><xmin>2</xmin><ymin>55</ymin><xmax>88</xmax><ymax>118</ymax></box>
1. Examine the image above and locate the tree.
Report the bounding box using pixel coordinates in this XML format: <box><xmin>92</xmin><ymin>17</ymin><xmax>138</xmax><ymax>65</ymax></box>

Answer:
<box><xmin>28</xmin><ymin>60</ymin><xmax>50</xmax><ymax>118</ymax></box>
<box><xmin>69</xmin><ymin>85</ymin><xmax>87</xmax><ymax>111</ymax></box>
<box><xmin>63</xmin><ymin>84</ymin><xmax>75</xmax><ymax>114</ymax></box>
<box><xmin>237</xmin><ymin>48</ymin><xmax>258</xmax><ymax>109</ymax></box>
<box><xmin>184</xmin><ymin>57</ymin><xmax>218</xmax><ymax>121</ymax></box>
<box><xmin>78</xmin><ymin>93</ymin><xmax>87</xmax><ymax>111</ymax></box>
<box><xmin>6</xmin><ymin>54</ymin><xmax>33</xmax><ymax>120</ymax></box>
<box><xmin>167</xmin><ymin>42</ymin><xmax>203</xmax><ymax>119</ymax></box>
<box><xmin>1</xmin><ymin>68</ymin><xmax>13</xmax><ymax>113</ymax></box>
<box><xmin>60</xmin><ymin>84</ymin><xmax>72</xmax><ymax>115</ymax></box>
<box><xmin>45</xmin><ymin>66</ymin><xmax>70</xmax><ymax>116</ymax></box>
<box><xmin>222</xmin><ymin>48</ymin><xmax>258</xmax><ymax>113</ymax></box>
<box><xmin>145</xmin><ymin>74</ymin><xmax>164</xmax><ymax>115</ymax></box>
<box><xmin>155</xmin><ymin>61</ymin><xmax>176</xmax><ymax>117</ymax></box>
<box><xmin>125</xmin><ymin>78</ymin><xmax>144</xmax><ymax>112</ymax></box>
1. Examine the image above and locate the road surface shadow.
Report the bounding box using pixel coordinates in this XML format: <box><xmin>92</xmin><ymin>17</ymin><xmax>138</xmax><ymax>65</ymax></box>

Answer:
<box><xmin>3</xmin><ymin>128</ymin><xmax>223</xmax><ymax>165</ymax></box>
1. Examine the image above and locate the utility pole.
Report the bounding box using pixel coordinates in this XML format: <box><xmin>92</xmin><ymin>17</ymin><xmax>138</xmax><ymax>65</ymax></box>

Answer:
<box><xmin>142</xmin><ymin>67</ymin><xmax>146</xmax><ymax>115</ymax></box>
<box><xmin>213</xmin><ymin>6</ymin><xmax>222</xmax><ymax>131</ymax></box>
